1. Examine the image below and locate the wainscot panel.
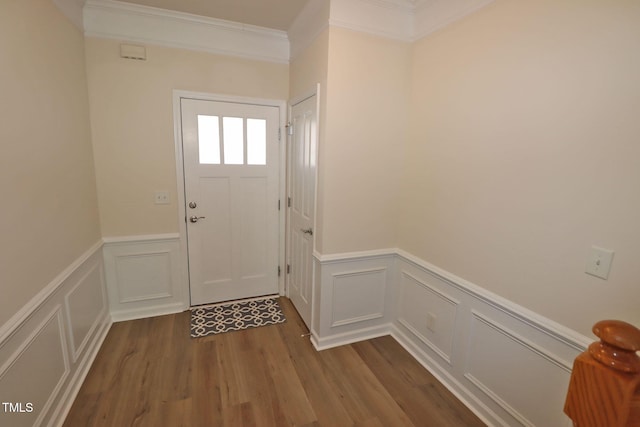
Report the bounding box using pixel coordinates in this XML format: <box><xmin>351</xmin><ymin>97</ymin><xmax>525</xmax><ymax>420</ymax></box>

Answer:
<box><xmin>0</xmin><ymin>242</ymin><xmax>111</xmax><ymax>427</ymax></box>
<box><xmin>310</xmin><ymin>248</ymin><xmax>590</xmax><ymax>426</ymax></box>
<box><xmin>392</xmin><ymin>251</ymin><xmax>590</xmax><ymax>427</ymax></box>
<box><xmin>103</xmin><ymin>234</ymin><xmax>187</xmax><ymax>321</ymax></box>
<box><xmin>311</xmin><ymin>250</ymin><xmax>396</xmax><ymax>350</ymax></box>
<box><xmin>397</xmin><ymin>270</ymin><xmax>460</xmax><ymax>365</ymax></box>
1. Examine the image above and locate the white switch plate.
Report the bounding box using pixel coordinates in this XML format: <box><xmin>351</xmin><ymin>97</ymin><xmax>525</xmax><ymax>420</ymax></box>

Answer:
<box><xmin>154</xmin><ymin>191</ymin><xmax>170</xmax><ymax>205</ymax></box>
<box><xmin>426</xmin><ymin>312</ymin><xmax>437</xmax><ymax>332</ymax></box>
<box><xmin>585</xmin><ymin>246</ymin><xmax>614</xmax><ymax>280</ymax></box>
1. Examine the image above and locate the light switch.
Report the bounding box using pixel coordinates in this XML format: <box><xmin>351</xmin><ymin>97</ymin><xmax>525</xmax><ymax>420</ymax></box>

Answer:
<box><xmin>585</xmin><ymin>246</ymin><xmax>614</xmax><ymax>280</ymax></box>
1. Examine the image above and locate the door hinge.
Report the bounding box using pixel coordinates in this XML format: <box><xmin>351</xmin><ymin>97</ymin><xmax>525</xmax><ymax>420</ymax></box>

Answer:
<box><xmin>278</xmin><ymin>127</ymin><xmax>281</xmax><ymax>141</ymax></box>
<box><xmin>287</xmin><ymin>197</ymin><xmax>291</xmax><ymax>207</ymax></box>
<box><xmin>278</xmin><ymin>199</ymin><xmax>281</xmax><ymax>211</ymax></box>
<box><xmin>286</xmin><ymin>264</ymin><xmax>290</xmax><ymax>274</ymax></box>
<box><xmin>286</xmin><ymin>121</ymin><xmax>294</xmax><ymax>136</ymax></box>
<box><xmin>278</xmin><ymin>265</ymin><xmax>281</xmax><ymax>277</ymax></box>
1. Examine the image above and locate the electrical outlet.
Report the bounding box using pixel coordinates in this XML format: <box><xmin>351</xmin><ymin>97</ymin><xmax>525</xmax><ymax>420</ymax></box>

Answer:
<box><xmin>585</xmin><ymin>246</ymin><xmax>614</xmax><ymax>280</ymax></box>
<box><xmin>154</xmin><ymin>191</ymin><xmax>170</xmax><ymax>205</ymax></box>
<box><xmin>426</xmin><ymin>312</ymin><xmax>437</xmax><ymax>332</ymax></box>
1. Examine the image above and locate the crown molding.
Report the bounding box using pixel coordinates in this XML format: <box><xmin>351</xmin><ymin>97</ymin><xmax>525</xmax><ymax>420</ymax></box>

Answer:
<box><xmin>289</xmin><ymin>0</ymin><xmax>331</xmax><ymax>60</ymax></box>
<box><xmin>83</xmin><ymin>0</ymin><xmax>290</xmax><ymax>64</ymax></box>
<box><xmin>329</xmin><ymin>0</ymin><xmax>414</xmax><ymax>41</ymax></box>
<box><xmin>324</xmin><ymin>0</ymin><xmax>495</xmax><ymax>42</ymax></box>
<box><xmin>413</xmin><ymin>0</ymin><xmax>495</xmax><ymax>41</ymax></box>
<box><xmin>79</xmin><ymin>0</ymin><xmax>495</xmax><ymax>64</ymax></box>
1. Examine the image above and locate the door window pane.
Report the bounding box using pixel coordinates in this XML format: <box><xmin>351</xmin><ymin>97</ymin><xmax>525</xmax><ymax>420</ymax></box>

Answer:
<box><xmin>197</xmin><ymin>115</ymin><xmax>220</xmax><ymax>164</ymax></box>
<box><xmin>247</xmin><ymin>119</ymin><xmax>266</xmax><ymax>165</ymax></box>
<box><xmin>223</xmin><ymin>117</ymin><xmax>244</xmax><ymax>165</ymax></box>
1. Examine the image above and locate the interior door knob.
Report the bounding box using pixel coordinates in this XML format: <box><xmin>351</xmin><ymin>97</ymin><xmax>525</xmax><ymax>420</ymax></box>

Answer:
<box><xmin>190</xmin><ymin>216</ymin><xmax>206</xmax><ymax>223</ymax></box>
<box><xmin>301</xmin><ymin>227</ymin><xmax>313</xmax><ymax>236</ymax></box>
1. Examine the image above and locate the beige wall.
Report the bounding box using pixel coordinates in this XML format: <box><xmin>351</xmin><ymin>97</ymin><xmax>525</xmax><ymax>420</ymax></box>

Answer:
<box><xmin>0</xmin><ymin>0</ymin><xmax>101</xmax><ymax>326</ymax></box>
<box><xmin>400</xmin><ymin>0</ymin><xmax>640</xmax><ymax>336</ymax></box>
<box><xmin>320</xmin><ymin>28</ymin><xmax>410</xmax><ymax>253</ymax></box>
<box><xmin>85</xmin><ymin>38</ymin><xmax>289</xmax><ymax>236</ymax></box>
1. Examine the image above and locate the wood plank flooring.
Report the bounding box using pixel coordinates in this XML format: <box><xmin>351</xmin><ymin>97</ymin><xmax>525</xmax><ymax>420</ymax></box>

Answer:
<box><xmin>63</xmin><ymin>298</ymin><xmax>486</xmax><ymax>427</ymax></box>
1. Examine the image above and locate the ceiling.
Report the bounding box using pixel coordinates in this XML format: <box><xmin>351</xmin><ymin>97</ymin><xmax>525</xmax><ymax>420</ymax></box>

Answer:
<box><xmin>119</xmin><ymin>0</ymin><xmax>311</xmax><ymax>31</ymax></box>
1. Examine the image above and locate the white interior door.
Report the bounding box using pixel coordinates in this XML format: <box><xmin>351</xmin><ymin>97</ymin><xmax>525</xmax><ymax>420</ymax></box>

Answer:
<box><xmin>287</xmin><ymin>94</ymin><xmax>318</xmax><ymax>328</ymax></box>
<box><xmin>181</xmin><ymin>98</ymin><xmax>280</xmax><ymax>305</ymax></box>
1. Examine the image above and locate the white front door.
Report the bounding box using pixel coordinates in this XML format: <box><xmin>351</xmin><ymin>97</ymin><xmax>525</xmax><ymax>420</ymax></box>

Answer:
<box><xmin>287</xmin><ymin>94</ymin><xmax>318</xmax><ymax>328</ymax></box>
<box><xmin>181</xmin><ymin>98</ymin><xmax>280</xmax><ymax>305</ymax></box>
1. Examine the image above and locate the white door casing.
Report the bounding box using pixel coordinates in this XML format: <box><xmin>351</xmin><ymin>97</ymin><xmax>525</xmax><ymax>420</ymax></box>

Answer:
<box><xmin>286</xmin><ymin>92</ymin><xmax>318</xmax><ymax>328</ymax></box>
<box><xmin>181</xmin><ymin>97</ymin><xmax>281</xmax><ymax>305</ymax></box>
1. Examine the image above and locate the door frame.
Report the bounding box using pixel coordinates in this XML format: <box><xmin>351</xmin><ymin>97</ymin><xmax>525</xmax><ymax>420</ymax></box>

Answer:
<box><xmin>172</xmin><ymin>90</ymin><xmax>287</xmax><ymax>307</ymax></box>
<box><xmin>285</xmin><ymin>84</ymin><xmax>321</xmax><ymax>322</ymax></box>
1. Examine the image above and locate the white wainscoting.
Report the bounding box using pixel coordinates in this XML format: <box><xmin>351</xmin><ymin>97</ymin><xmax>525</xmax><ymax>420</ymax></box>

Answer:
<box><xmin>311</xmin><ymin>250</ymin><xmax>396</xmax><ymax>350</ymax></box>
<box><xmin>0</xmin><ymin>241</ymin><xmax>111</xmax><ymax>427</ymax></box>
<box><xmin>311</xmin><ymin>248</ymin><xmax>590</xmax><ymax>427</ymax></box>
<box><xmin>102</xmin><ymin>234</ymin><xmax>187</xmax><ymax>322</ymax></box>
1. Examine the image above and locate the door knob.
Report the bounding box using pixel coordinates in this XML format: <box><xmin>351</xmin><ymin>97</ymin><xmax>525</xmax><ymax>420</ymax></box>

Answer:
<box><xmin>189</xmin><ymin>216</ymin><xmax>206</xmax><ymax>223</ymax></box>
<box><xmin>301</xmin><ymin>227</ymin><xmax>313</xmax><ymax>236</ymax></box>
<box><xmin>188</xmin><ymin>201</ymin><xmax>197</xmax><ymax>209</ymax></box>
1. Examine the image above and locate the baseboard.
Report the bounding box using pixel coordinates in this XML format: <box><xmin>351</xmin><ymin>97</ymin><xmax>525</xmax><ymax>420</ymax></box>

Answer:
<box><xmin>311</xmin><ymin>323</ymin><xmax>391</xmax><ymax>351</ymax></box>
<box><xmin>390</xmin><ymin>324</ymin><xmax>498</xmax><ymax>427</ymax></box>
<box><xmin>0</xmin><ymin>242</ymin><xmax>111</xmax><ymax>427</ymax></box>
<box><xmin>311</xmin><ymin>247</ymin><xmax>590</xmax><ymax>427</ymax></box>
<box><xmin>50</xmin><ymin>315</ymin><xmax>111</xmax><ymax>427</ymax></box>
<box><xmin>110</xmin><ymin>302</ymin><xmax>186</xmax><ymax>323</ymax></box>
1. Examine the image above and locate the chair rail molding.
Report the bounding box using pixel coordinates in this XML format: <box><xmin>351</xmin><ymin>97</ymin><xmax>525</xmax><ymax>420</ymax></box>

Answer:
<box><xmin>311</xmin><ymin>247</ymin><xmax>591</xmax><ymax>427</ymax></box>
<box><xmin>0</xmin><ymin>241</ymin><xmax>111</xmax><ymax>427</ymax></box>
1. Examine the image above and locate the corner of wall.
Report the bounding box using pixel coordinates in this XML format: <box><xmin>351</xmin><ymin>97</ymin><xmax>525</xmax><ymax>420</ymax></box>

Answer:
<box><xmin>0</xmin><ymin>242</ymin><xmax>111</xmax><ymax>426</ymax></box>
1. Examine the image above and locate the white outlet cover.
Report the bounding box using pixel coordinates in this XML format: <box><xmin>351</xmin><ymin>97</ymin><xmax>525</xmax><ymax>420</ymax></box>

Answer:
<box><xmin>585</xmin><ymin>246</ymin><xmax>614</xmax><ymax>280</ymax></box>
<box><xmin>154</xmin><ymin>191</ymin><xmax>170</xmax><ymax>205</ymax></box>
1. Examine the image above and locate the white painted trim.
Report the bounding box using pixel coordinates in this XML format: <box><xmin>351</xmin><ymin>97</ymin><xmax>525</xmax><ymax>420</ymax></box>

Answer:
<box><xmin>172</xmin><ymin>90</ymin><xmax>288</xmax><ymax>307</ymax></box>
<box><xmin>303</xmin><ymin>246</ymin><xmax>591</xmax><ymax>352</ymax></box>
<box><xmin>51</xmin><ymin>315</ymin><xmax>111</xmax><ymax>427</ymax></box>
<box><xmin>395</xmin><ymin>248</ymin><xmax>592</xmax><ymax>350</ymax></box>
<box><xmin>288</xmin><ymin>0</ymin><xmax>330</xmax><ymax>60</ymax></box>
<box><xmin>310</xmin><ymin>247</ymin><xmax>591</xmax><ymax>425</ymax></box>
<box><xmin>311</xmin><ymin>323</ymin><xmax>391</xmax><ymax>351</ymax></box>
<box><xmin>110</xmin><ymin>302</ymin><xmax>186</xmax><ymax>323</ymax></box>
<box><xmin>326</xmin><ymin>0</ymin><xmax>496</xmax><ymax>42</ymax></box>
<box><xmin>102</xmin><ymin>233</ymin><xmax>180</xmax><ymax>244</ymax></box>
<box><xmin>83</xmin><ymin>0</ymin><xmax>290</xmax><ymax>64</ymax></box>
<box><xmin>63</xmin><ymin>261</ymin><xmax>106</xmax><ymax>363</ymax></box>
<box><xmin>79</xmin><ymin>0</ymin><xmax>498</xmax><ymax>65</ymax></box>
<box><xmin>289</xmin><ymin>84</ymin><xmax>322</xmax><ymax>258</ymax></box>
<box><xmin>313</xmin><ymin>248</ymin><xmax>396</xmax><ymax>263</ymax></box>
<box><xmin>470</xmin><ymin>310</ymin><xmax>574</xmax><ymax>372</ymax></box>
<box><xmin>103</xmin><ymin>234</ymin><xmax>186</xmax><ymax>320</ymax></box>
<box><xmin>0</xmin><ymin>242</ymin><xmax>111</xmax><ymax>427</ymax></box>
<box><xmin>0</xmin><ymin>240</ymin><xmax>103</xmax><ymax>345</ymax></box>
<box><xmin>78</xmin><ymin>0</ymin><xmax>499</xmax><ymax>66</ymax></box>
<box><xmin>390</xmin><ymin>324</ymin><xmax>498</xmax><ymax>427</ymax></box>
<box><xmin>397</xmin><ymin>317</ymin><xmax>452</xmax><ymax>365</ymax></box>
<box><xmin>330</xmin><ymin>267</ymin><xmax>387</xmax><ymax>326</ymax></box>
<box><xmin>413</xmin><ymin>0</ymin><xmax>496</xmax><ymax>41</ymax></box>
<box><xmin>397</xmin><ymin>270</ymin><xmax>460</xmax><ymax>365</ymax></box>
<box><xmin>329</xmin><ymin>0</ymin><xmax>414</xmax><ymax>41</ymax></box>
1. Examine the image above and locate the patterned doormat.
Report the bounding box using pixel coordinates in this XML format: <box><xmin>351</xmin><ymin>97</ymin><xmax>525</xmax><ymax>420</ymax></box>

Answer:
<box><xmin>190</xmin><ymin>296</ymin><xmax>286</xmax><ymax>338</ymax></box>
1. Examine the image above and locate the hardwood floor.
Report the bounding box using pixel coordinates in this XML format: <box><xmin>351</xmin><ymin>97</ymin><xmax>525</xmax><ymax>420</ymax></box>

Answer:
<box><xmin>63</xmin><ymin>298</ymin><xmax>486</xmax><ymax>427</ymax></box>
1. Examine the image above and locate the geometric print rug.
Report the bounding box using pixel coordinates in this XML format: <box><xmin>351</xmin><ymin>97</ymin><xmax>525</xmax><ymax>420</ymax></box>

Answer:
<box><xmin>190</xmin><ymin>296</ymin><xmax>286</xmax><ymax>338</ymax></box>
